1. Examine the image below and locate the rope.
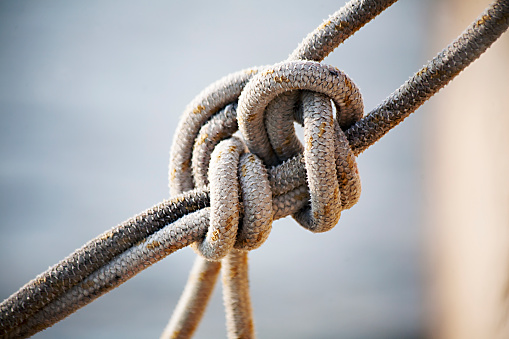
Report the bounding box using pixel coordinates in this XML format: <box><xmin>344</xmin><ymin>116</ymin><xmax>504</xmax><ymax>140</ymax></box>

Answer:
<box><xmin>1</xmin><ymin>0</ymin><xmax>508</xmax><ymax>338</ymax></box>
<box><xmin>165</xmin><ymin>0</ymin><xmax>398</xmax><ymax>333</ymax></box>
<box><xmin>160</xmin><ymin>257</ymin><xmax>221</xmax><ymax>338</ymax></box>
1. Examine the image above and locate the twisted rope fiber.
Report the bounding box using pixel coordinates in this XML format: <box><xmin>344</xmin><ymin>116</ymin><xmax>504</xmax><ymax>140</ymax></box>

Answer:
<box><xmin>166</xmin><ymin>0</ymin><xmax>398</xmax><ymax>335</ymax></box>
<box><xmin>347</xmin><ymin>0</ymin><xmax>509</xmax><ymax>154</ymax></box>
<box><xmin>0</xmin><ymin>0</ymin><xmax>508</xmax><ymax>338</ymax></box>
<box><xmin>164</xmin><ymin>0</ymin><xmax>509</xmax><ymax>337</ymax></box>
<box><xmin>165</xmin><ymin>0</ymin><xmax>396</xmax><ymax>336</ymax></box>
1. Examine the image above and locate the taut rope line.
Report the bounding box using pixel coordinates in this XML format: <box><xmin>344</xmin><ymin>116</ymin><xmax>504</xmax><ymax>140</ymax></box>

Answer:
<box><xmin>1</xmin><ymin>0</ymin><xmax>508</xmax><ymax>338</ymax></box>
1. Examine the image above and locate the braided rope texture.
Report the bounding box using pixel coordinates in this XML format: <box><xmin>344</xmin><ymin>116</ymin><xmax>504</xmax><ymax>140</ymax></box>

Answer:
<box><xmin>0</xmin><ymin>0</ymin><xmax>508</xmax><ymax>338</ymax></box>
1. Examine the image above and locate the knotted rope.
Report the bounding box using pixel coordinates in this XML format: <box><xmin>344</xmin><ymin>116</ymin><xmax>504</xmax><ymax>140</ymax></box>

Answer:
<box><xmin>172</xmin><ymin>60</ymin><xmax>363</xmax><ymax>262</ymax></box>
<box><xmin>1</xmin><ymin>0</ymin><xmax>508</xmax><ymax>338</ymax></box>
<box><xmin>165</xmin><ymin>60</ymin><xmax>365</xmax><ymax>338</ymax></box>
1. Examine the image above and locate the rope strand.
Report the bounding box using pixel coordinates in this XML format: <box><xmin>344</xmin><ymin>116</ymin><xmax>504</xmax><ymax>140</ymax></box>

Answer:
<box><xmin>1</xmin><ymin>1</ymin><xmax>508</xmax><ymax>337</ymax></box>
<box><xmin>346</xmin><ymin>0</ymin><xmax>509</xmax><ymax>155</ymax></box>
<box><xmin>166</xmin><ymin>1</ymin><xmax>400</xmax><ymax>334</ymax></box>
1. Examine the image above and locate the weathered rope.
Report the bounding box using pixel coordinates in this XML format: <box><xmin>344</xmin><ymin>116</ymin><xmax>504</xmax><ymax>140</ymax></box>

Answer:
<box><xmin>165</xmin><ymin>0</ymin><xmax>397</xmax><ymax>332</ymax></box>
<box><xmin>1</xmin><ymin>0</ymin><xmax>508</xmax><ymax>338</ymax></box>
<box><xmin>167</xmin><ymin>60</ymin><xmax>365</xmax><ymax>338</ymax></box>
<box><xmin>237</xmin><ymin>61</ymin><xmax>362</xmax><ymax>232</ymax></box>
<box><xmin>347</xmin><ymin>0</ymin><xmax>509</xmax><ymax>155</ymax></box>
<box><xmin>164</xmin><ymin>0</ymin><xmax>509</xmax><ymax>337</ymax></box>
<box><xmin>164</xmin><ymin>0</ymin><xmax>400</xmax><ymax>334</ymax></box>
<box><xmin>160</xmin><ymin>257</ymin><xmax>221</xmax><ymax>338</ymax></box>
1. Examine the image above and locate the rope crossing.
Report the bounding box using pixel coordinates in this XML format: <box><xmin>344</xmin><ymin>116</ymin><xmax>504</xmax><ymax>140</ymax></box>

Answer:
<box><xmin>166</xmin><ymin>60</ymin><xmax>365</xmax><ymax>338</ymax></box>
<box><xmin>172</xmin><ymin>60</ymin><xmax>364</xmax><ymax>260</ymax></box>
<box><xmin>1</xmin><ymin>0</ymin><xmax>508</xmax><ymax>338</ymax></box>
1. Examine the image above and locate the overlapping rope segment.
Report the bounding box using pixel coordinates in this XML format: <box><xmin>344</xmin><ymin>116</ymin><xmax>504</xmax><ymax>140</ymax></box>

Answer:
<box><xmin>1</xmin><ymin>0</ymin><xmax>508</xmax><ymax>338</ymax></box>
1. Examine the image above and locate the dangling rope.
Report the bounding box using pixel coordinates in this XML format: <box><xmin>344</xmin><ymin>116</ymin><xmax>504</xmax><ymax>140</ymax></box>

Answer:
<box><xmin>1</xmin><ymin>0</ymin><xmax>508</xmax><ymax>338</ymax></box>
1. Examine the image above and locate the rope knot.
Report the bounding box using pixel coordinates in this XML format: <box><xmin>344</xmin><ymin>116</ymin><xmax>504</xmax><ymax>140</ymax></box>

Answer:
<box><xmin>170</xmin><ymin>60</ymin><xmax>364</xmax><ymax>260</ymax></box>
<box><xmin>193</xmin><ymin>136</ymin><xmax>273</xmax><ymax>260</ymax></box>
<box><xmin>238</xmin><ymin>60</ymin><xmax>363</xmax><ymax>233</ymax></box>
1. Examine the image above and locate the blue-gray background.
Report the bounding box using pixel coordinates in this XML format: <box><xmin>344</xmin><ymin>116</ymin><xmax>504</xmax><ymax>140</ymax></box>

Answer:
<box><xmin>0</xmin><ymin>1</ymin><xmax>429</xmax><ymax>338</ymax></box>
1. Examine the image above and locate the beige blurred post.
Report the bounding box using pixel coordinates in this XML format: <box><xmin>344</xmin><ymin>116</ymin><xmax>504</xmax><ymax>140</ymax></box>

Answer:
<box><xmin>426</xmin><ymin>1</ymin><xmax>509</xmax><ymax>339</ymax></box>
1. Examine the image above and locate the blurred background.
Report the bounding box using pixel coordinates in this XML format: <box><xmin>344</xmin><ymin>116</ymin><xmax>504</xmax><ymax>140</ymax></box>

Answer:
<box><xmin>0</xmin><ymin>1</ymin><xmax>507</xmax><ymax>338</ymax></box>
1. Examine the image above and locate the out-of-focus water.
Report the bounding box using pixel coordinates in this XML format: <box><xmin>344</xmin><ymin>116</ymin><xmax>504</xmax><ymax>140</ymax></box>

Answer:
<box><xmin>0</xmin><ymin>1</ymin><xmax>429</xmax><ymax>338</ymax></box>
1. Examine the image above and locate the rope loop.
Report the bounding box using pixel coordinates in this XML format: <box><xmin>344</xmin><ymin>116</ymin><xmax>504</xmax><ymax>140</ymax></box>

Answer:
<box><xmin>237</xmin><ymin>60</ymin><xmax>363</xmax><ymax>232</ymax></box>
<box><xmin>192</xmin><ymin>137</ymin><xmax>273</xmax><ymax>260</ymax></box>
<box><xmin>173</xmin><ymin>60</ymin><xmax>364</xmax><ymax>258</ymax></box>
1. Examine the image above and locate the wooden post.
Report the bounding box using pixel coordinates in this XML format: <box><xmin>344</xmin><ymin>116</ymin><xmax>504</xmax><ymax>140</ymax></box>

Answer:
<box><xmin>426</xmin><ymin>1</ymin><xmax>509</xmax><ymax>338</ymax></box>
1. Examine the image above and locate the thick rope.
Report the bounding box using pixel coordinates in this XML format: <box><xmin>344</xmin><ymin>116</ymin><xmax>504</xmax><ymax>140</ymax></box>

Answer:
<box><xmin>221</xmin><ymin>250</ymin><xmax>255</xmax><ymax>339</ymax></box>
<box><xmin>347</xmin><ymin>0</ymin><xmax>509</xmax><ymax>155</ymax></box>
<box><xmin>160</xmin><ymin>257</ymin><xmax>221</xmax><ymax>339</ymax></box>
<box><xmin>1</xmin><ymin>0</ymin><xmax>508</xmax><ymax>338</ymax></box>
<box><xmin>164</xmin><ymin>0</ymin><xmax>509</xmax><ymax>336</ymax></box>
<box><xmin>237</xmin><ymin>61</ymin><xmax>363</xmax><ymax>232</ymax></box>
<box><xmin>165</xmin><ymin>1</ymin><xmax>398</xmax><ymax>334</ymax></box>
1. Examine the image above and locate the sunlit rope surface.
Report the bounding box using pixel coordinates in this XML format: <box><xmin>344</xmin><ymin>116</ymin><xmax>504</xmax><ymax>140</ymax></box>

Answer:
<box><xmin>1</xmin><ymin>0</ymin><xmax>508</xmax><ymax>338</ymax></box>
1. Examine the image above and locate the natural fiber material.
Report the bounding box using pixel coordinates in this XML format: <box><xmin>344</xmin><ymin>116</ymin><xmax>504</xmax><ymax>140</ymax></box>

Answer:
<box><xmin>1</xmin><ymin>0</ymin><xmax>508</xmax><ymax>338</ymax></box>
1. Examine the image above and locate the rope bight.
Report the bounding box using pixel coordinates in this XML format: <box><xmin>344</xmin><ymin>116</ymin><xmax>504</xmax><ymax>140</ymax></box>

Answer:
<box><xmin>1</xmin><ymin>0</ymin><xmax>508</xmax><ymax>338</ymax></box>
